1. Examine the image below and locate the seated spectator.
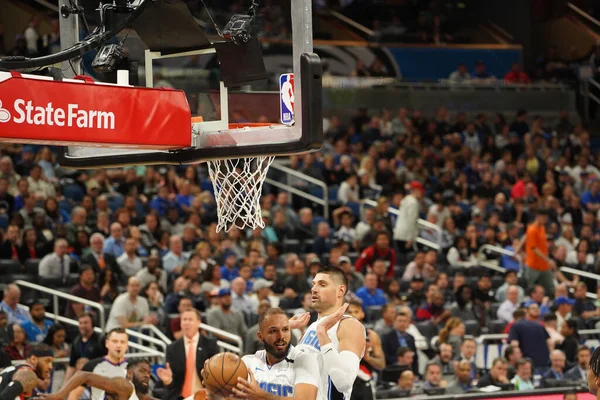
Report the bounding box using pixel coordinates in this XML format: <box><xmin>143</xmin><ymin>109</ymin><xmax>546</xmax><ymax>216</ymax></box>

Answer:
<box><xmin>231</xmin><ymin>277</ymin><xmax>258</xmax><ymax>315</ymax></box>
<box><xmin>564</xmin><ymin>345</ymin><xmax>591</xmax><ymax>382</ymax></box>
<box><xmin>497</xmin><ymin>285</ymin><xmax>521</xmax><ymax>323</ymax></box>
<box><xmin>448</xmin><ymin>63</ymin><xmax>472</xmax><ymax>83</ymax></box>
<box><xmin>337</xmin><ymin>174</ymin><xmax>359</xmax><ymax>205</ymax></box>
<box><xmin>135</xmin><ymin>251</ymin><xmax>168</xmax><ymax>293</ymax></box>
<box><xmin>381</xmin><ymin>312</ymin><xmax>417</xmax><ymax>372</ymax></box>
<box><xmin>396</xmin><ymin>347</ymin><xmax>415</xmax><ymax>369</ymax></box>
<box><xmin>3</xmin><ymin>323</ymin><xmax>30</xmax><ymax>360</ymax></box>
<box><xmin>117</xmin><ymin>238</ymin><xmax>143</xmax><ymax>277</ymax></box>
<box><xmin>355</xmin><ymin>273</ymin><xmax>388</xmax><ymax>311</ymax></box>
<box><xmin>495</xmin><ymin>270</ymin><xmax>525</xmax><ymax>303</ymax></box>
<box><xmin>143</xmin><ymin>281</ymin><xmax>167</xmax><ymax>328</ymax></box>
<box><xmin>543</xmin><ymin>349</ymin><xmax>567</xmax><ymax>383</ymax></box>
<box><xmin>20</xmin><ymin>301</ymin><xmax>52</xmax><ymax>344</ymax></box>
<box><xmin>504</xmin><ymin>345</ymin><xmax>523</xmax><ymax>380</ymax></box>
<box><xmin>416</xmin><ymin>291</ymin><xmax>451</xmax><ymax>326</ymax></box>
<box><xmin>434</xmin><ymin>272</ymin><xmax>455</xmax><ymax>305</ymax></box>
<box><xmin>527</xmin><ymin>284</ymin><xmax>551</xmax><ymax>318</ymax></box>
<box><xmin>103</xmin><ymin>222</ymin><xmax>126</xmax><ymax>258</ymax></box>
<box><xmin>402</xmin><ymin>251</ymin><xmax>434</xmax><ymax>280</ymax></box>
<box><xmin>477</xmin><ymin>357</ymin><xmax>510</xmax><ymax>388</ymax></box>
<box><xmin>472</xmin><ymin>61</ymin><xmax>495</xmax><ymax>82</ymax></box>
<box><xmin>162</xmin><ymin>235</ymin><xmax>190</xmax><ymax>275</ymax></box>
<box><xmin>105</xmin><ymin>277</ymin><xmax>158</xmax><ymax>331</ymax></box>
<box><xmin>544</xmin><ymin>314</ymin><xmax>563</xmax><ymax>347</ymax></box>
<box><xmin>504</xmin><ymin>63</ymin><xmax>532</xmax><ymax>84</ymax></box>
<box><xmin>451</xmin><ymin>284</ymin><xmax>477</xmax><ymax>321</ymax></box>
<box><xmin>168</xmin><ymin>296</ymin><xmax>193</xmax><ymax>340</ymax></box>
<box><xmin>311</xmin><ymin>222</ymin><xmax>332</xmax><ymax>256</ymax></box>
<box><xmin>81</xmin><ymin>233</ymin><xmax>121</xmax><ymax>280</ymax></box>
<box><xmin>446</xmin><ymin>360</ymin><xmax>474</xmax><ymax>394</ymax></box>
<box><xmin>42</xmin><ymin>323</ymin><xmax>69</xmax><ymax>361</ymax></box>
<box><xmin>456</xmin><ymin>338</ymin><xmax>477</xmax><ymax>380</ymax></box>
<box><xmin>64</xmin><ymin>313</ymin><xmax>106</xmax><ymax>383</ymax></box>
<box><xmin>437</xmin><ymin>318</ymin><xmax>464</xmax><ymax>357</ymax></box>
<box><xmin>510</xmin><ymin>358</ymin><xmax>534</xmax><ymax>390</ymax></box>
<box><xmin>374</xmin><ymin>303</ymin><xmax>397</xmax><ymax>337</ymax></box>
<box><xmin>407</xmin><ymin>276</ymin><xmax>426</xmax><ymax>310</ymax></box>
<box><xmin>205</xmin><ymin>289</ymin><xmax>247</xmax><ymax>346</ymax></box>
<box><xmin>0</xmin><ymin>284</ymin><xmax>30</xmax><ymax>324</ymax></box>
<box><xmin>431</xmin><ymin>342</ymin><xmax>456</xmax><ymax>379</ymax></box>
<box><xmin>65</xmin><ymin>266</ymin><xmax>101</xmax><ymax>320</ymax></box>
<box><xmin>355</xmin><ymin>232</ymin><xmax>396</xmax><ymax>277</ymax></box>
<box><xmin>472</xmin><ymin>273</ymin><xmax>494</xmax><ymax>305</ymax></box>
<box><xmin>572</xmin><ymin>281</ymin><xmax>598</xmax><ymax>321</ymax></box>
<box><xmin>422</xmin><ymin>362</ymin><xmax>447</xmax><ymax>391</ymax></box>
<box><xmin>38</xmin><ymin>239</ymin><xmax>70</xmax><ymax>282</ymax></box>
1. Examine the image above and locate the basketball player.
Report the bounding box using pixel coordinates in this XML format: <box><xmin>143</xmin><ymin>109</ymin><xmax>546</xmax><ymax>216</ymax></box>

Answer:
<box><xmin>0</xmin><ymin>344</ymin><xmax>54</xmax><ymax>399</ymax></box>
<box><xmin>231</xmin><ymin>307</ymin><xmax>319</xmax><ymax>399</ymax></box>
<box><xmin>296</xmin><ymin>266</ymin><xmax>366</xmax><ymax>400</ymax></box>
<box><xmin>35</xmin><ymin>359</ymin><xmax>159</xmax><ymax>400</ymax></box>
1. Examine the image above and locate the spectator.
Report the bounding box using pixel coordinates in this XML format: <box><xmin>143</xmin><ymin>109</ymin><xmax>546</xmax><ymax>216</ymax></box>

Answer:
<box><xmin>205</xmin><ymin>288</ymin><xmax>247</xmax><ymax>346</ymax></box>
<box><xmin>504</xmin><ymin>346</ymin><xmax>523</xmax><ymax>380</ymax></box>
<box><xmin>437</xmin><ymin>318</ymin><xmax>464</xmax><ymax>358</ymax></box>
<box><xmin>446</xmin><ymin>360</ymin><xmax>474</xmax><ymax>394</ymax></box>
<box><xmin>81</xmin><ymin>233</ymin><xmax>121</xmax><ymax>279</ymax></box>
<box><xmin>163</xmin><ymin>236</ymin><xmax>190</xmax><ymax>275</ymax></box>
<box><xmin>105</xmin><ymin>277</ymin><xmax>158</xmax><ymax>331</ymax></box>
<box><xmin>42</xmin><ymin>323</ymin><xmax>69</xmax><ymax>360</ymax></box>
<box><xmin>511</xmin><ymin>358</ymin><xmax>534</xmax><ymax>390</ymax></box>
<box><xmin>312</xmin><ymin>222</ymin><xmax>332</xmax><ymax>256</ymax></box>
<box><xmin>381</xmin><ymin>312</ymin><xmax>417</xmax><ymax>373</ymax></box>
<box><xmin>564</xmin><ymin>345</ymin><xmax>591</xmax><ymax>381</ymax></box>
<box><xmin>423</xmin><ymin>362</ymin><xmax>447</xmax><ymax>390</ymax></box>
<box><xmin>572</xmin><ymin>282</ymin><xmax>598</xmax><ymax>321</ymax></box>
<box><xmin>555</xmin><ymin>296</ymin><xmax>574</xmax><ymax>331</ymax></box>
<box><xmin>355</xmin><ymin>273</ymin><xmax>387</xmax><ymax>311</ymax></box>
<box><xmin>337</xmin><ymin>174</ymin><xmax>360</xmax><ymax>204</ymax></box>
<box><xmin>168</xmin><ymin>297</ymin><xmax>194</xmax><ymax>340</ymax></box>
<box><xmin>231</xmin><ymin>277</ymin><xmax>258</xmax><ymax>315</ymax></box>
<box><xmin>449</xmin><ymin>64</ymin><xmax>472</xmax><ymax>83</ymax></box>
<box><xmin>558</xmin><ymin>319</ymin><xmax>580</xmax><ymax>363</ymax></box>
<box><xmin>103</xmin><ymin>222</ymin><xmax>126</xmax><ymax>258</ymax></box>
<box><xmin>3</xmin><ymin>323</ymin><xmax>29</xmax><ymax>360</ymax></box>
<box><xmin>135</xmin><ymin>250</ymin><xmax>167</xmax><ymax>293</ymax></box>
<box><xmin>0</xmin><ymin>224</ymin><xmax>20</xmax><ymax>261</ymax></box>
<box><xmin>416</xmin><ymin>291</ymin><xmax>451</xmax><ymax>326</ymax></box>
<box><xmin>64</xmin><ymin>313</ymin><xmax>106</xmax><ymax>383</ymax></box>
<box><xmin>431</xmin><ymin>342</ymin><xmax>456</xmax><ymax>379</ymax></box>
<box><xmin>518</xmin><ymin>208</ymin><xmax>555</xmax><ymax>295</ymax></box>
<box><xmin>117</xmin><ymin>237</ymin><xmax>143</xmax><ymax>277</ymax></box>
<box><xmin>508</xmin><ymin>301</ymin><xmax>551</xmax><ymax>369</ymax></box>
<box><xmin>38</xmin><ymin>238</ymin><xmax>70</xmax><ymax>282</ymax></box>
<box><xmin>65</xmin><ymin>266</ymin><xmax>101</xmax><ymax>320</ymax></box>
<box><xmin>355</xmin><ymin>232</ymin><xmax>396</xmax><ymax>277</ymax></box>
<box><xmin>20</xmin><ymin>301</ymin><xmax>52</xmax><ymax>344</ymax></box>
<box><xmin>477</xmin><ymin>358</ymin><xmax>510</xmax><ymax>387</ymax></box>
<box><xmin>504</xmin><ymin>63</ymin><xmax>532</xmax><ymax>84</ymax></box>
<box><xmin>402</xmin><ymin>251</ymin><xmax>434</xmax><ymax>281</ymax></box>
<box><xmin>373</xmin><ymin>304</ymin><xmax>397</xmax><ymax>337</ymax></box>
<box><xmin>0</xmin><ymin>284</ymin><xmax>30</xmax><ymax>324</ymax></box>
<box><xmin>495</xmin><ymin>270</ymin><xmax>525</xmax><ymax>303</ymax></box>
<box><xmin>456</xmin><ymin>338</ymin><xmax>477</xmax><ymax>380</ymax></box>
<box><xmin>497</xmin><ymin>285</ymin><xmax>521</xmax><ymax>323</ymax></box>
<box><xmin>394</xmin><ymin>181</ymin><xmax>424</xmax><ymax>253</ymax></box>
<box><xmin>543</xmin><ymin>349</ymin><xmax>567</xmax><ymax>383</ymax></box>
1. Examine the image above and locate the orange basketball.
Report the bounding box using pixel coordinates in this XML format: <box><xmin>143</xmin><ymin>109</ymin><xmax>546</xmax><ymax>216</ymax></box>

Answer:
<box><xmin>201</xmin><ymin>352</ymin><xmax>248</xmax><ymax>398</ymax></box>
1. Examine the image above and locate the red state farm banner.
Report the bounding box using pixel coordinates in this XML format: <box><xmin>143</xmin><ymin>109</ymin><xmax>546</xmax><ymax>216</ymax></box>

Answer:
<box><xmin>0</xmin><ymin>71</ymin><xmax>192</xmax><ymax>149</ymax></box>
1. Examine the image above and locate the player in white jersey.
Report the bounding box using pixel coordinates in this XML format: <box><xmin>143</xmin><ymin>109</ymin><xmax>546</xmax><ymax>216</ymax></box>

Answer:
<box><xmin>230</xmin><ymin>307</ymin><xmax>319</xmax><ymax>400</ymax></box>
<box><xmin>34</xmin><ymin>359</ymin><xmax>152</xmax><ymax>400</ymax></box>
<box><xmin>296</xmin><ymin>266</ymin><xmax>366</xmax><ymax>400</ymax></box>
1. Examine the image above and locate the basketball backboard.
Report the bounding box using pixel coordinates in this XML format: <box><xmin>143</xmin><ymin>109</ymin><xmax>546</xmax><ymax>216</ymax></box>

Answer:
<box><xmin>57</xmin><ymin>0</ymin><xmax>322</xmax><ymax>168</ymax></box>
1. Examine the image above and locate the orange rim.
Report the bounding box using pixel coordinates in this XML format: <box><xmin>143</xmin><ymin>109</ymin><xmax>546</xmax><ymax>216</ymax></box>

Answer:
<box><xmin>191</xmin><ymin>118</ymin><xmax>281</xmax><ymax>129</ymax></box>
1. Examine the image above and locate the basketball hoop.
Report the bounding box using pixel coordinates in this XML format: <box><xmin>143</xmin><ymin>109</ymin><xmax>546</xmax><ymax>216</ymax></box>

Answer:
<box><xmin>206</xmin><ymin>123</ymin><xmax>277</xmax><ymax>233</ymax></box>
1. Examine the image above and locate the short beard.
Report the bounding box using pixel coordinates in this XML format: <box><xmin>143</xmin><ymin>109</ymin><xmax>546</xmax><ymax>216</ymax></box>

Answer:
<box><xmin>132</xmin><ymin>377</ymin><xmax>149</xmax><ymax>394</ymax></box>
<box><xmin>222</xmin><ymin>303</ymin><xmax>231</xmax><ymax>311</ymax></box>
<box><xmin>263</xmin><ymin>340</ymin><xmax>290</xmax><ymax>361</ymax></box>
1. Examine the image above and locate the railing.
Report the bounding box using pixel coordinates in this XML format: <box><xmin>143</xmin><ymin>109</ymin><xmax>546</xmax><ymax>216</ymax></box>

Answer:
<box><xmin>15</xmin><ymin>280</ymin><xmax>106</xmax><ymax>331</ymax></box>
<box><xmin>561</xmin><ymin>267</ymin><xmax>600</xmax><ymax>299</ymax></box>
<box><xmin>568</xmin><ymin>2</ymin><xmax>600</xmax><ymax>28</ymax></box>
<box><xmin>476</xmin><ymin>244</ymin><xmax>523</xmax><ymax>273</ymax></box>
<box><xmin>267</xmin><ymin>162</ymin><xmax>329</xmax><ymax>219</ymax></box>
<box><xmin>200</xmin><ymin>323</ymin><xmax>244</xmax><ymax>354</ymax></box>
<box><xmin>43</xmin><ymin>311</ymin><xmax>164</xmax><ymax>361</ymax></box>
<box><xmin>360</xmin><ymin>199</ymin><xmax>441</xmax><ymax>251</ymax></box>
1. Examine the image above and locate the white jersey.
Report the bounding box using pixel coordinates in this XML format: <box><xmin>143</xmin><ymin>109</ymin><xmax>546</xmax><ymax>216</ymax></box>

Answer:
<box><xmin>100</xmin><ymin>382</ymin><xmax>139</xmax><ymax>400</ymax></box>
<box><xmin>296</xmin><ymin>315</ymin><xmax>365</xmax><ymax>400</ymax></box>
<box><xmin>241</xmin><ymin>345</ymin><xmax>319</xmax><ymax>397</ymax></box>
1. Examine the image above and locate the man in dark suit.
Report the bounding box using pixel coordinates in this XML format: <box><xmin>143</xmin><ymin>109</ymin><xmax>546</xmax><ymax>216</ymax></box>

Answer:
<box><xmin>564</xmin><ymin>345</ymin><xmax>591</xmax><ymax>382</ymax></box>
<box><xmin>382</xmin><ymin>312</ymin><xmax>418</xmax><ymax>374</ymax></box>
<box><xmin>158</xmin><ymin>307</ymin><xmax>219</xmax><ymax>400</ymax></box>
<box><xmin>81</xmin><ymin>232</ymin><xmax>122</xmax><ymax>281</ymax></box>
<box><xmin>542</xmin><ymin>349</ymin><xmax>567</xmax><ymax>386</ymax></box>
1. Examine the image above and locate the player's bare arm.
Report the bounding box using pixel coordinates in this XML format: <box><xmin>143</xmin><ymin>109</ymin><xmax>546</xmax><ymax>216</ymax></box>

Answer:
<box><xmin>364</xmin><ymin>329</ymin><xmax>386</xmax><ymax>370</ymax></box>
<box><xmin>232</xmin><ymin>370</ymin><xmax>317</xmax><ymax>400</ymax></box>
<box><xmin>34</xmin><ymin>372</ymin><xmax>134</xmax><ymax>400</ymax></box>
<box><xmin>0</xmin><ymin>368</ymin><xmax>40</xmax><ymax>397</ymax></box>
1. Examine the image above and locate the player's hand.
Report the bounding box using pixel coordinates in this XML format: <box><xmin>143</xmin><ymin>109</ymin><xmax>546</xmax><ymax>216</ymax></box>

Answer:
<box><xmin>289</xmin><ymin>312</ymin><xmax>310</xmax><ymax>330</ymax></box>
<box><xmin>157</xmin><ymin>362</ymin><xmax>173</xmax><ymax>386</ymax></box>
<box><xmin>317</xmin><ymin>303</ymin><xmax>349</xmax><ymax>333</ymax></box>
<box><xmin>232</xmin><ymin>370</ymin><xmax>263</xmax><ymax>399</ymax></box>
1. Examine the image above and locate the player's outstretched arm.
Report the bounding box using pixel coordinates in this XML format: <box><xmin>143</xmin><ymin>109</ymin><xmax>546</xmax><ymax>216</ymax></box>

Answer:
<box><xmin>0</xmin><ymin>368</ymin><xmax>39</xmax><ymax>399</ymax></box>
<box><xmin>33</xmin><ymin>372</ymin><xmax>133</xmax><ymax>400</ymax></box>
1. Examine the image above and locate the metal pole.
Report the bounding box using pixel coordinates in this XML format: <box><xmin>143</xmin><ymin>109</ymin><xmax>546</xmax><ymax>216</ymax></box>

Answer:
<box><xmin>53</xmin><ymin>295</ymin><xmax>59</xmax><ymax>320</ymax></box>
<box><xmin>584</xmin><ymin>80</ymin><xmax>590</xmax><ymax>122</ymax></box>
<box><xmin>59</xmin><ymin>0</ymin><xmax>80</xmax><ymax>78</ymax></box>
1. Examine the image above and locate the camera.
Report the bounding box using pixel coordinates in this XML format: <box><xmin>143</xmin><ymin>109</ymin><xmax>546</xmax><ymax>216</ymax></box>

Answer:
<box><xmin>222</xmin><ymin>14</ymin><xmax>255</xmax><ymax>45</ymax></box>
<box><xmin>92</xmin><ymin>43</ymin><xmax>124</xmax><ymax>73</ymax></box>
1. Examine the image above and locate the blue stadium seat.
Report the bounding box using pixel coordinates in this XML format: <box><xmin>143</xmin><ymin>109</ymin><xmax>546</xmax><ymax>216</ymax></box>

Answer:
<box><xmin>309</xmin><ymin>186</ymin><xmax>324</xmax><ymax>200</ymax></box>
<box><xmin>327</xmin><ymin>186</ymin><xmax>339</xmax><ymax>204</ymax></box>
<box><xmin>63</xmin><ymin>184</ymin><xmax>84</xmax><ymax>202</ymax></box>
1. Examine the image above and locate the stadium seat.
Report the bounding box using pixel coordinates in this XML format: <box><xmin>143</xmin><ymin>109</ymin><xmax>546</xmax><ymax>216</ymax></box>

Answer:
<box><xmin>24</xmin><ymin>259</ymin><xmax>40</xmax><ymax>281</ymax></box>
<box><xmin>490</xmin><ymin>303</ymin><xmax>500</xmax><ymax>317</ymax></box>
<box><xmin>0</xmin><ymin>260</ymin><xmax>21</xmax><ymax>275</ymax></box>
<box><xmin>327</xmin><ymin>186</ymin><xmax>339</xmax><ymax>204</ymax></box>
<box><xmin>415</xmin><ymin>321</ymin><xmax>437</xmax><ymax>343</ymax></box>
<box><xmin>283</xmin><ymin>239</ymin><xmax>301</xmax><ymax>254</ymax></box>
<box><xmin>63</xmin><ymin>184</ymin><xmax>84</xmax><ymax>202</ymax></box>
<box><xmin>464</xmin><ymin>320</ymin><xmax>481</xmax><ymax>336</ymax></box>
<box><xmin>489</xmin><ymin>319</ymin><xmax>507</xmax><ymax>334</ymax></box>
<box><xmin>365</xmin><ymin>306</ymin><xmax>383</xmax><ymax>323</ymax></box>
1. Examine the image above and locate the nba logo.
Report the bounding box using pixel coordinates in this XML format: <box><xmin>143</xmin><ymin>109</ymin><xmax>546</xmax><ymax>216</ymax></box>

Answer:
<box><xmin>280</xmin><ymin>73</ymin><xmax>294</xmax><ymax>125</ymax></box>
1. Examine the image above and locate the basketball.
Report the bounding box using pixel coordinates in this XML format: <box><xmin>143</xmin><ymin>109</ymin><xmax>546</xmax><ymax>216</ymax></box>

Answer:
<box><xmin>201</xmin><ymin>352</ymin><xmax>248</xmax><ymax>398</ymax></box>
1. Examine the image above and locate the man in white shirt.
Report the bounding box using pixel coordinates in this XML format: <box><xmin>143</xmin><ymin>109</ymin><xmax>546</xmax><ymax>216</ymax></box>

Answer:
<box><xmin>394</xmin><ymin>181</ymin><xmax>424</xmax><ymax>254</ymax></box>
<box><xmin>231</xmin><ymin>277</ymin><xmax>258</xmax><ymax>315</ymax></box>
<box><xmin>162</xmin><ymin>236</ymin><xmax>190</xmax><ymax>274</ymax></box>
<box><xmin>105</xmin><ymin>277</ymin><xmax>157</xmax><ymax>331</ymax></box>
<box><xmin>117</xmin><ymin>238</ymin><xmax>143</xmax><ymax>277</ymax></box>
<box><xmin>38</xmin><ymin>239</ymin><xmax>70</xmax><ymax>282</ymax></box>
<box><xmin>554</xmin><ymin>296</ymin><xmax>574</xmax><ymax>332</ymax></box>
<box><xmin>497</xmin><ymin>285</ymin><xmax>520</xmax><ymax>323</ymax></box>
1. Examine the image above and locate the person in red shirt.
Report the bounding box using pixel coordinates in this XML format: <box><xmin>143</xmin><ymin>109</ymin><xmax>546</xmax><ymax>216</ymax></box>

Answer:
<box><xmin>355</xmin><ymin>232</ymin><xmax>396</xmax><ymax>277</ymax></box>
<box><xmin>504</xmin><ymin>63</ymin><xmax>532</xmax><ymax>84</ymax></box>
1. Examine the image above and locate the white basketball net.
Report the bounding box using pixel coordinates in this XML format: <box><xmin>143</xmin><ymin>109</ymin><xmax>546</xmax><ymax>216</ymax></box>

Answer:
<box><xmin>208</xmin><ymin>156</ymin><xmax>276</xmax><ymax>233</ymax></box>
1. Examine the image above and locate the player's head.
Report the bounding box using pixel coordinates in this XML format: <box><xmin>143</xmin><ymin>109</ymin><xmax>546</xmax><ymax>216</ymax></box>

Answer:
<box><xmin>346</xmin><ymin>301</ymin><xmax>364</xmax><ymax>322</ymax></box>
<box><xmin>311</xmin><ymin>266</ymin><xmax>348</xmax><ymax>312</ymax></box>
<box><xmin>257</xmin><ymin>307</ymin><xmax>291</xmax><ymax>361</ymax></box>
<box><xmin>127</xmin><ymin>359</ymin><xmax>151</xmax><ymax>395</ymax></box>
<box><xmin>105</xmin><ymin>328</ymin><xmax>129</xmax><ymax>361</ymax></box>
<box><xmin>589</xmin><ymin>346</ymin><xmax>600</xmax><ymax>395</ymax></box>
<box><xmin>28</xmin><ymin>344</ymin><xmax>54</xmax><ymax>380</ymax></box>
